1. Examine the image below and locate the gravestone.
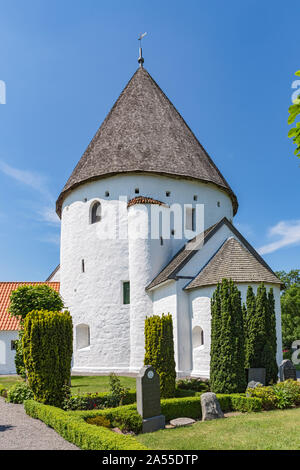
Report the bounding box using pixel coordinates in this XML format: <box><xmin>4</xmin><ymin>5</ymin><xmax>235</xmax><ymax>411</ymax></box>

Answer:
<box><xmin>136</xmin><ymin>365</ymin><xmax>165</xmax><ymax>433</ymax></box>
<box><xmin>201</xmin><ymin>392</ymin><xmax>224</xmax><ymax>421</ymax></box>
<box><xmin>279</xmin><ymin>359</ymin><xmax>297</xmax><ymax>382</ymax></box>
<box><xmin>248</xmin><ymin>368</ymin><xmax>266</xmax><ymax>386</ymax></box>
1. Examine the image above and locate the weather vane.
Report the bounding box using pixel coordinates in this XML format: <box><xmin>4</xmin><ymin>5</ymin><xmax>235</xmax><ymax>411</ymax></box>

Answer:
<box><xmin>138</xmin><ymin>32</ymin><xmax>147</xmax><ymax>66</ymax></box>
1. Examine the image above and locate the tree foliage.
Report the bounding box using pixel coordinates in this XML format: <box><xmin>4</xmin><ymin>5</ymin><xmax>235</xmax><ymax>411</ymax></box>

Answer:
<box><xmin>245</xmin><ymin>283</ymin><xmax>278</xmax><ymax>384</ymax></box>
<box><xmin>9</xmin><ymin>284</ymin><xmax>64</xmax><ymax>321</ymax></box>
<box><xmin>9</xmin><ymin>284</ymin><xmax>64</xmax><ymax>379</ymax></box>
<box><xmin>275</xmin><ymin>269</ymin><xmax>300</xmax><ymax>291</ymax></box>
<box><xmin>23</xmin><ymin>310</ymin><xmax>73</xmax><ymax>407</ymax></box>
<box><xmin>210</xmin><ymin>279</ymin><xmax>246</xmax><ymax>394</ymax></box>
<box><xmin>144</xmin><ymin>314</ymin><xmax>176</xmax><ymax>398</ymax></box>
<box><xmin>288</xmin><ymin>70</ymin><xmax>300</xmax><ymax>158</ymax></box>
<box><xmin>281</xmin><ymin>286</ymin><xmax>300</xmax><ymax>349</ymax></box>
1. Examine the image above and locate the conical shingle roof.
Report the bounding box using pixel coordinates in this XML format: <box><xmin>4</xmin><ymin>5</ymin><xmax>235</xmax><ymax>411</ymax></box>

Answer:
<box><xmin>56</xmin><ymin>66</ymin><xmax>238</xmax><ymax>217</ymax></box>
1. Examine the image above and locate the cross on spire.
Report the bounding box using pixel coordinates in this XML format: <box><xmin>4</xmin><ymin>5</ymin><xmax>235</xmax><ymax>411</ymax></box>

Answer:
<box><xmin>138</xmin><ymin>32</ymin><xmax>147</xmax><ymax>66</ymax></box>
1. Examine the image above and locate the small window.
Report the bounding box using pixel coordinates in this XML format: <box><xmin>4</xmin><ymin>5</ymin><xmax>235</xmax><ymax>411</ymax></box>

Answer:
<box><xmin>123</xmin><ymin>281</ymin><xmax>130</xmax><ymax>305</ymax></box>
<box><xmin>81</xmin><ymin>259</ymin><xmax>85</xmax><ymax>273</ymax></box>
<box><xmin>76</xmin><ymin>324</ymin><xmax>90</xmax><ymax>350</ymax></box>
<box><xmin>217</xmin><ymin>201</ymin><xmax>221</xmax><ymax>207</ymax></box>
<box><xmin>193</xmin><ymin>195</ymin><xmax>198</xmax><ymax>201</ymax></box>
<box><xmin>105</xmin><ymin>191</ymin><xmax>110</xmax><ymax>197</ymax></box>
<box><xmin>171</xmin><ymin>229</ymin><xmax>175</xmax><ymax>236</ymax></box>
<box><xmin>160</xmin><ymin>236</ymin><xmax>164</xmax><ymax>246</ymax></box>
<box><xmin>192</xmin><ymin>326</ymin><xmax>204</xmax><ymax>348</ymax></box>
<box><xmin>135</xmin><ymin>188</ymin><xmax>140</xmax><ymax>194</ymax></box>
<box><xmin>11</xmin><ymin>340</ymin><xmax>17</xmax><ymax>351</ymax></box>
<box><xmin>166</xmin><ymin>191</ymin><xmax>171</xmax><ymax>197</ymax></box>
<box><xmin>186</xmin><ymin>207</ymin><xmax>196</xmax><ymax>231</ymax></box>
<box><xmin>91</xmin><ymin>201</ymin><xmax>101</xmax><ymax>224</ymax></box>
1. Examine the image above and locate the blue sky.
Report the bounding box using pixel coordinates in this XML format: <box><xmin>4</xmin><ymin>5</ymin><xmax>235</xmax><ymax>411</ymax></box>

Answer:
<box><xmin>0</xmin><ymin>0</ymin><xmax>299</xmax><ymax>281</ymax></box>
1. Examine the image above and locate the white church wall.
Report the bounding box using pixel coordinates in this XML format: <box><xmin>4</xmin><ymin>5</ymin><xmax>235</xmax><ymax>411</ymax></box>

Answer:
<box><xmin>188</xmin><ymin>282</ymin><xmax>283</xmax><ymax>379</ymax></box>
<box><xmin>189</xmin><ymin>286</ymin><xmax>215</xmax><ymax>378</ymax></box>
<box><xmin>175</xmin><ymin>279</ymin><xmax>194</xmax><ymax>376</ymax></box>
<box><xmin>60</xmin><ymin>173</ymin><xmax>232</xmax><ymax>374</ymax></box>
<box><xmin>60</xmin><ymin>193</ymin><xmax>131</xmax><ymax>374</ymax></box>
<box><xmin>151</xmin><ymin>280</ymin><xmax>178</xmax><ymax>369</ymax></box>
<box><xmin>0</xmin><ymin>331</ymin><xmax>18</xmax><ymax>375</ymax></box>
<box><xmin>178</xmin><ymin>223</ymin><xmax>234</xmax><ymax>279</ymax></box>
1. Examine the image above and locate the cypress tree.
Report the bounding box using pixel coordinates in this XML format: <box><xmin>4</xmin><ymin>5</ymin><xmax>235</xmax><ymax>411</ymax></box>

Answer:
<box><xmin>263</xmin><ymin>288</ymin><xmax>278</xmax><ymax>384</ymax></box>
<box><xmin>210</xmin><ymin>279</ymin><xmax>246</xmax><ymax>393</ymax></box>
<box><xmin>144</xmin><ymin>313</ymin><xmax>176</xmax><ymax>398</ymax></box>
<box><xmin>246</xmin><ymin>283</ymin><xmax>278</xmax><ymax>384</ymax></box>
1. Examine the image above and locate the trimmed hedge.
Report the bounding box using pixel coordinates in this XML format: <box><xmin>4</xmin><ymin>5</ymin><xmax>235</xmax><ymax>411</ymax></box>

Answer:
<box><xmin>75</xmin><ymin>394</ymin><xmax>262</xmax><ymax>430</ymax></box>
<box><xmin>65</xmin><ymin>386</ymin><xmax>200</xmax><ymax>411</ymax></box>
<box><xmin>23</xmin><ymin>310</ymin><xmax>73</xmax><ymax>407</ymax></box>
<box><xmin>64</xmin><ymin>389</ymin><xmax>137</xmax><ymax>411</ymax></box>
<box><xmin>144</xmin><ymin>314</ymin><xmax>176</xmax><ymax>398</ymax></box>
<box><xmin>24</xmin><ymin>400</ymin><xmax>147</xmax><ymax>450</ymax></box>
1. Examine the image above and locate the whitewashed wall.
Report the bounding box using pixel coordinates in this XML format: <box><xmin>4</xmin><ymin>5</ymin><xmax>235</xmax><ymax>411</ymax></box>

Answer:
<box><xmin>60</xmin><ymin>173</ymin><xmax>232</xmax><ymax>374</ymax></box>
<box><xmin>187</xmin><ymin>282</ymin><xmax>282</xmax><ymax>378</ymax></box>
<box><xmin>0</xmin><ymin>331</ymin><xmax>18</xmax><ymax>375</ymax></box>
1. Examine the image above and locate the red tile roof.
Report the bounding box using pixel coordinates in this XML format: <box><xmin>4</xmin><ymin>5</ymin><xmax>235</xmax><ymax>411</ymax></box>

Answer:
<box><xmin>0</xmin><ymin>282</ymin><xmax>60</xmax><ymax>331</ymax></box>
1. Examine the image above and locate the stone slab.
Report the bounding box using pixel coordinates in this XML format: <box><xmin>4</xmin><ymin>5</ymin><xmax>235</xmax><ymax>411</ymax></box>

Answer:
<box><xmin>169</xmin><ymin>417</ymin><xmax>196</xmax><ymax>427</ymax></box>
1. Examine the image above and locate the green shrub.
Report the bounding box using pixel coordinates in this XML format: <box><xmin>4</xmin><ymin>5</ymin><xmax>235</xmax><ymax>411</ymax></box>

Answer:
<box><xmin>14</xmin><ymin>331</ymin><xmax>26</xmax><ymax>380</ymax></box>
<box><xmin>144</xmin><ymin>314</ymin><xmax>176</xmax><ymax>398</ymax></box>
<box><xmin>247</xmin><ymin>380</ymin><xmax>300</xmax><ymax>410</ymax></box>
<box><xmin>63</xmin><ymin>389</ymin><xmax>137</xmax><ymax>411</ymax></box>
<box><xmin>0</xmin><ymin>384</ymin><xmax>8</xmax><ymax>398</ymax></box>
<box><xmin>24</xmin><ymin>400</ymin><xmax>147</xmax><ymax>450</ymax></box>
<box><xmin>105</xmin><ymin>373</ymin><xmax>130</xmax><ymax>407</ymax></box>
<box><xmin>6</xmin><ymin>382</ymin><xmax>34</xmax><ymax>404</ymax></box>
<box><xmin>176</xmin><ymin>378</ymin><xmax>210</xmax><ymax>393</ymax></box>
<box><xmin>86</xmin><ymin>416</ymin><xmax>111</xmax><ymax>428</ymax></box>
<box><xmin>23</xmin><ymin>310</ymin><xmax>73</xmax><ymax>407</ymax></box>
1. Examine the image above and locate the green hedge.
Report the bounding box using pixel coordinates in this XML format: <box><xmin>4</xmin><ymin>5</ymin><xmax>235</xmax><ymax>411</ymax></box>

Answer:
<box><xmin>64</xmin><ymin>389</ymin><xmax>137</xmax><ymax>410</ymax></box>
<box><xmin>23</xmin><ymin>310</ymin><xmax>73</xmax><ymax>407</ymax></box>
<box><xmin>75</xmin><ymin>394</ymin><xmax>262</xmax><ymax>431</ymax></box>
<box><xmin>24</xmin><ymin>400</ymin><xmax>147</xmax><ymax>450</ymax></box>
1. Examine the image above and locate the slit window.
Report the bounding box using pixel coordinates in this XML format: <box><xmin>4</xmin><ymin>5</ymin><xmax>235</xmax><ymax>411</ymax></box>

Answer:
<box><xmin>81</xmin><ymin>259</ymin><xmax>85</xmax><ymax>273</ymax></box>
<box><xmin>135</xmin><ymin>188</ymin><xmax>140</xmax><ymax>194</ymax></box>
<box><xmin>186</xmin><ymin>207</ymin><xmax>196</xmax><ymax>231</ymax></box>
<box><xmin>123</xmin><ymin>281</ymin><xmax>130</xmax><ymax>305</ymax></box>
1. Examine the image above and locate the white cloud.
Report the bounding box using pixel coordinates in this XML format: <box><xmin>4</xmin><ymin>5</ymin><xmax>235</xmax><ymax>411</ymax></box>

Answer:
<box><xmin>0</xmin><ymin>160</ymin><xmax>54</xmax><ymax>202</ymax></box>
<box><xmin>37</xmin><ymin>207</ymin><xmax>60</xmax><ymax>225</ymax></box>
<box><xmin>258</xmin><ymin>220</ymin><xmax>300</xmax><ymax>255</ymax></box>
<box><xmin>0</xmin><ymin>161</ymin><xmax>60</xmax><ymax>247</ymax></box>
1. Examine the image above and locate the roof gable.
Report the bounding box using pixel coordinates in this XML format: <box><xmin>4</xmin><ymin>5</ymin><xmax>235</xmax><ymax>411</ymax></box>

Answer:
<box><xmin>146</xmin><ymin>217</ymin><xmax>281</xmax><ymax>291</ymax></box>
<box><xmin>56</xmin><ymin>67</ymin><xmax>238</xmax><ymax>217</ymax></box>
<box><xmin>0</xmin><ymin>282</ymin><xmax>60</xmax><ymax>331</ymax></box>
<box><xmin>184</xmin><ymin>237</ymin><xmax>281</xmax><ymax>290</ymax></box>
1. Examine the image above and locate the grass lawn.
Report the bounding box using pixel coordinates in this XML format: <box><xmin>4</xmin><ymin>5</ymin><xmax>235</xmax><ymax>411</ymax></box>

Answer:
<box><xmin>137</xmin><ymin>408</ymin><xmax>300</xmax><ymax>450</ymax></box>
<box><xmin>0</xmin><ymin>375</ymin><xmax>136</xmax><ymax>394</ymax></box>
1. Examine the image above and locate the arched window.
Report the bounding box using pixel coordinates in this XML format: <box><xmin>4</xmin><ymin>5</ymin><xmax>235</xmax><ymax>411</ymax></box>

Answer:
<box><xmin>76</xmin><ymin>324</ymin><xmax>90</xmax><ymax>350</ymax></box>
<box><xmin>90</xmin><ymin>201</ymin><xmax>101</xmax><ymax>224</ymax></box>
<box><xmin>192</xmin><ymin>326</ymin><xmax>204</xmax><ymax>348</ymax></box>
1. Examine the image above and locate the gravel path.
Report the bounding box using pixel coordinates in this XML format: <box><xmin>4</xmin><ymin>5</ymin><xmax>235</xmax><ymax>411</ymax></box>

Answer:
<box><xmin>0</xmin><ymin>398</ymin><xmax>78</xmax><ymax>450</ymax></box>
